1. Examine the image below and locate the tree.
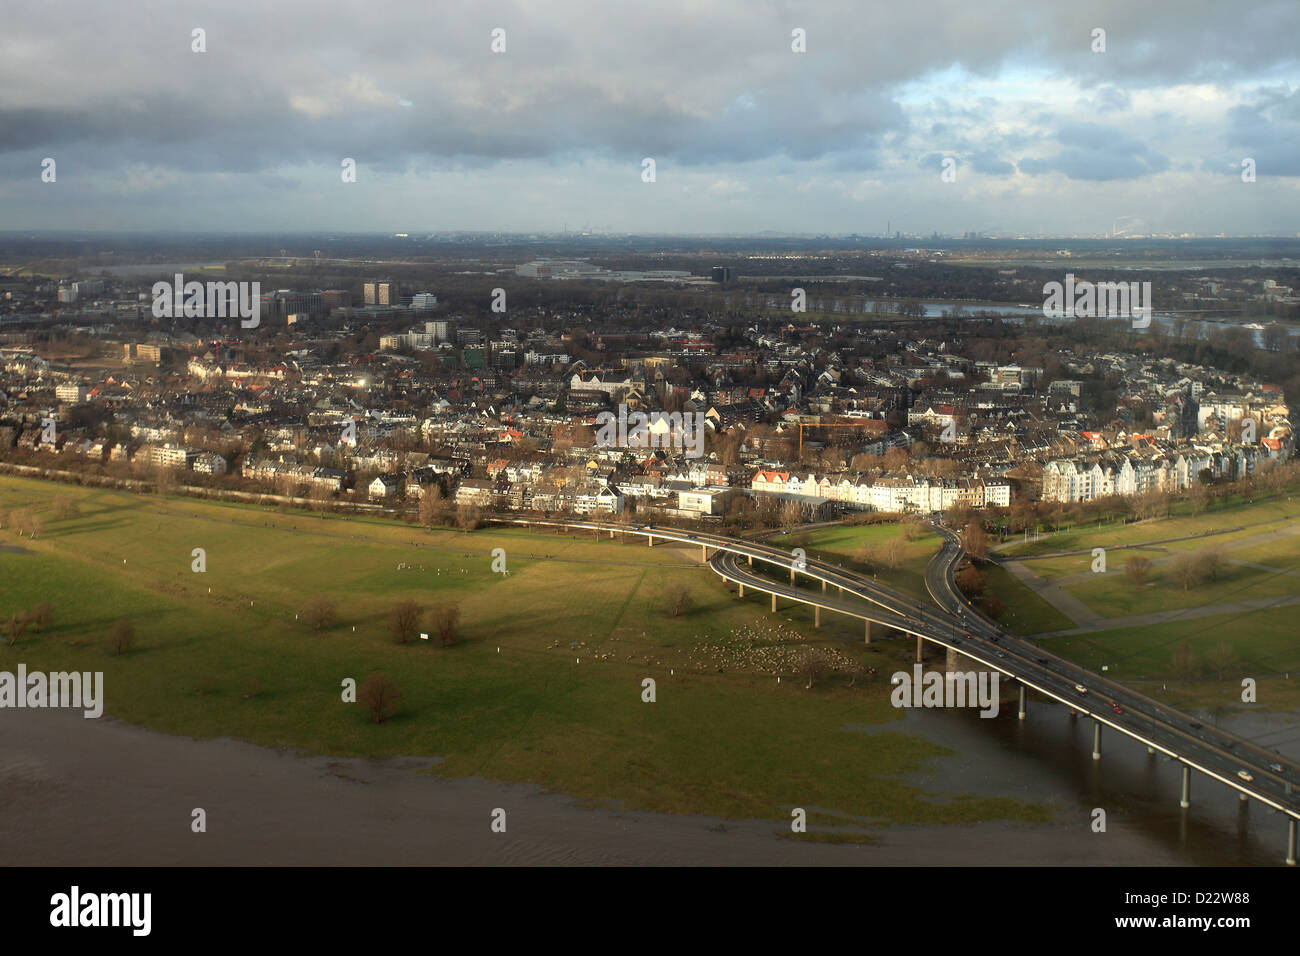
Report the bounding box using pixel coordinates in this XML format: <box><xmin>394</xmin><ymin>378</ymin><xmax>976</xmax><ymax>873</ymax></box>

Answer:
<box><xmin>961</xmin><ymin>521</ymin><xmax>988</xmax><ymax>560</ymax></box>
<box><xmin>1171</xmin><ymin>639</ymin><xmax>1200</xmax><ymax>680</ymax></box>
<box><xmin>800</xmin><ymin>648</ymin><xmax>825</xmax><ymax>690</ymax></box>
<box><xmin>456</xmin><ymin>503</ymin><xmax>483</xmax><ymax>530</ymax></box>
<box><xmin>418</xmin><ymin>485</ymin><xmax>446</xmax><ymax>527</ymax></box>
<box><xmin>359</xmin><ymin>673</ymin><xmax>400</xmax><ymax>724</ymax></box>
<box><xmin>428</xmin><ymin>603</ymin><xmax>461</xmax><ymax>646</ymax></box>
<box><xmin>1205</xmin><ymin>641</ymin><xmax>1239</xmax><ymax>681</ymax></box>
<box><xmin>664</xmin><ymin>584</ymin><xmax>693</xmax><ymax>618</ymax></box>
<box><xmin>881</xmin><ymin>535</ymin><xmax>906</xmax><ymax>570</ymax></box>
<box><xmin>1168</xmin><ymin>552</ymin><xmax>1204</xmax><ymax>591</ymax></box>
<box><xmin>107</xmin><ymin>619</ymin><xmax>135</xmax><ymax>655</ymax></box>
<box><xmin>51</xmin><ymin>496</ymin><xmax>79</xmax><ymax>520</ymax></box>
<box><xmin>1195</xmin><ymin>548</ymin><xmax>1225</xmax><ymax>582</ymax></box>
<box><xmin>388</xmin><ymin>600</ymin><xmax>423</xmax><ymax>644</ymax></box>
<box><xmin>955</xmin><ymin>564</ymin><xmax>986</xmax><ymax>598</ymax></box>
<box><xmin>153</xmin><ymin>465</ymin><xmax>175</xmax><ymax>497</ymax></box>
<box><xmin>3</xmin><ymin>613</ymin><xmax>28</xmax><ymax>647</ymax></box>
<box><xmin>302</xmin><ymin>594</ymin><xmax>338</xmax><ymax>631</ymax></box>
<box><xmin>1124</xmin><ymin>555</ymin><xmax>1153</xmax><ymax>588</ymax></box>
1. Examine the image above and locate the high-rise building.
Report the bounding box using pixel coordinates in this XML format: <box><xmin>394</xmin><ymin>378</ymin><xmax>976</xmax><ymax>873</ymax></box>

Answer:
<box><xmin>412</xmin><ymin>292</ymin><xmax>438</xmax><ymax>309</ymax></box>
<box><xmin>363</xmin><ymin>282</ymin><xmax>377</xmax><ymax>305</ymax></box>
<box><xmin>320</xmin><ymin>289</ymin><xmax>351</xmax><ymax>311</ymax></box>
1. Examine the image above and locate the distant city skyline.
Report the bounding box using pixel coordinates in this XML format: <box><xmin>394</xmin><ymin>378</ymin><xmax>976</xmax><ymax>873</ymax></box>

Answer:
<box><xmin>1</xmin><ymin>1</ymin><xmax>1297</xmax><ymax>236</ymax></box>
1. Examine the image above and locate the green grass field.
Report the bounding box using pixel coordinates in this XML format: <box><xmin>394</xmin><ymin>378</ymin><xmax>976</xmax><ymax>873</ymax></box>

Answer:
<box><xmin>1045</xmin><ymin>604</ymin><xmax>1300</xmax><ymax>677</ymax></box>
<box><xmin>768</xmin><ymin>523</ymin><xmax>939</xmax><ymax>600</ymax></box>
<box><xmin>0</xmin><ymin>476</ymin><xmax>1048</xmax><ymax>826</ymax></box>
<box><xmin>980</xmin><ymin>564</ymin><xmax>1075</xmax><ymax>635</ymax></box>
<box><xmin>999</xmin><ymin>494</ymin><xmax>1300</xmax><ymax>559</ymax></box>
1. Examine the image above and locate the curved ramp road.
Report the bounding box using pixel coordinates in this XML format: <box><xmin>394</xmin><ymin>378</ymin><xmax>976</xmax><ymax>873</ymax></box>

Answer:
<box><xmin>494</xmin><ymin>518</ymin><xmax>1300</xmax><ymax>862</ymax></box>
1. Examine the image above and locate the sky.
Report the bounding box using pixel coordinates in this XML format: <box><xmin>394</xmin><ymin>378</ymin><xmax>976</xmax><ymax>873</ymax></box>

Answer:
<box><xmin>1</xmin><ymin>0</ymin><xmax>1298</xmax><ymax>236</ymax></box>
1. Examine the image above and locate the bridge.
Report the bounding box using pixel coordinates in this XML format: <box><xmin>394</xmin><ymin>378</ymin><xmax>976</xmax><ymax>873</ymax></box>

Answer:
<box><xmin>496</xmin><ymin>516</ymin><xmax>1300</xmax><ymax>863</ymax></box>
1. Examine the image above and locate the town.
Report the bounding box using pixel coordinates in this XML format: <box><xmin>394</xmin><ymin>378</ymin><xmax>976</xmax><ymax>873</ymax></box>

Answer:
<box><xmin>0</xmin><ymin>242</ymin><xmax>1294</xmax><ymax>536</ymax></box>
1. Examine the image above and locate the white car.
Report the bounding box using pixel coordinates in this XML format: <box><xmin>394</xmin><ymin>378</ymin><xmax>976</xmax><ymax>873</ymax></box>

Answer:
<box><xmin>1074</xmin><ymin>684</ymin><xmax>1088</xmax><ymax>695</ymax></box>
<box><xmin>1237</xmin><ymin>770</ymin><xmax>1254</xmax><ymax>783</ymax></box>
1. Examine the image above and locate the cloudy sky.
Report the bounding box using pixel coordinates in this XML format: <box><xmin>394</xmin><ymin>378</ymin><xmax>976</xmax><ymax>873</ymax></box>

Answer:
<box><xmin>2</xmin><ymin>0</ymin><xmax>1298</xmax><ymax>236</ymax></box>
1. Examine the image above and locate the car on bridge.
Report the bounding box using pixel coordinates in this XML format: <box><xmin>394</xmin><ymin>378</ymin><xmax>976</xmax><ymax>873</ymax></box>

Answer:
<box><xmin>1238</xmin><ymin>770</ymin><xmax>1254</xmax><ymax>782</ymax></box>
<box><xmin>1270</xmin><ymin>763</ymin><xmax>1285</xmax><ymax>774</ymax></box>
<box><xmin>1074</xmin><ymin>684</ymin><xmax>1088</xmax><ymax>695</ymax></box>
<box><xmin>1111</xmin><ymin>702</ymin><xmax>1123</xmax><ymax>715</ymax></box>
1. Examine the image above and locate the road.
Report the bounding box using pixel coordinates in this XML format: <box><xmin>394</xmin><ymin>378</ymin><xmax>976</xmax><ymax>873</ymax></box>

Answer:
<box><xmin>496</xmin><ymin>516</ymin><xmax>1300</xmax><ymax>830</ymax></box>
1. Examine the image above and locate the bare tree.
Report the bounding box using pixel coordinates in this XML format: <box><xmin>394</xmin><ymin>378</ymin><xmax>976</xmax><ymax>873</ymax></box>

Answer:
<box><xmin>428</xmin><ymin>603</ymin><xmax>461</xmax><ymax>646</ymax></box>
<box><xmin>51</xmin><ymin>496</ymin><xmax>79</xmax><ymax>520</ymax></box>
<box><xmin>800</xmin><ymin>648</ymin><xmax>825</xmax><ymax>690</ymax></box>
<box><xmin>1124</xmin><ymin>555</ymin><xmax>1153</xmax><ymax>588</ymax></box>
<box><xmin>956</xmin><ymin>564</ymin><xmax>986</xmax><ymax>597</ymax></box>
<box><xmin>1205</xmin><ymin>641</ymin><xmax>1239</xmax><ymax>681</ymax></box>
<box><xmin>456</xmin><ymin>503</ymin><xmax>483</xmax><ymax>530</ymax></box>
<box><xmin>302</xmin><ymin>594</ymin><xmax>338</xmax><ymax>631</ymax></box>
<box><xmin>388</xmin><ymin>600</ymin><xmax>423</xmax><ymax>644</ymax></box>
<box><xmin>108</xmin><ymin>619</ymin><xmax>135</xmax><ymax>655</ymax></box>
<box><xmin>1169</xmin><ymin>552</ymin><xmax>1205</xmax><ymax>591</ymax></box>
<box><xmin>359</xmin><ymin>673</ymin><xmax>400</xmax><ymax>723</ymax></box>
<box><xmin>3</xmin><ymin>612</ymin><xmax>28</xmax><ymax>647</ymax></box>
<box><xmin>418</xmin><ymin>485</ymin><xmax>446</xmax><ymax>528</ymax></box>
<box><xmin>664</xmin><ymin>583</ymin><xmax>693</xmax><ymax>618</ymax></box>
<box><xmin>961</xmin><ymin>520</ymin><xmax>988</xmax><ymax>560</ymax></box>
<box><xmin>1171</xmin><ymin>639</ymin><xmax>1200</xmax><ymax>680</ymax></box>
<box><xmin>27</xmin><ymin>602</ymin><xmax>51</xmax><ymax>632</ymax></box>
<box><xmin>1196</xmin><ymin>548</ymin><xmax>1225</xmax><ymax>582</ymax></box>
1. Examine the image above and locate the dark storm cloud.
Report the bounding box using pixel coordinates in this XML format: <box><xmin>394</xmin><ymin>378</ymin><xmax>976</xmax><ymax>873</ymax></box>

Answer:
<box><xmin>0</xmin><ymin>0</ymin><xmax>1297</xmax><ymax>232</ymax></box>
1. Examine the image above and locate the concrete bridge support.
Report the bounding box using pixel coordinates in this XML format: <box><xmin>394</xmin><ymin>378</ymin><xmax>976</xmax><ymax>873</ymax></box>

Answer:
<box><xmin>747</xmin><ymin>555</ymin><xmax>752</xmax><ymax>566</ymax></box>
<box><xmin>1180</xmin><ymin>766</ymin><xmax>1191</xmax><ymax>809</ymax></box>
<box><xmin>702</xmin><ymin>545</ymin><xmax>707</xmax><ymax>561</ymax></box>
<box><xmin>814</xmin><ymin>606</ymin><xmax>820</xmax><ymax>628</ymax></box>
<box><xmin>1288</xmin><ymin>819</ymin><xmax>1297</xmax><ymax>866</ymax></box>
<box><xmin>822</xmin><ymin>580</ymin><xmax>826</xmax><ymax>593</ymax></box>
<box><xmin>790</xmin><ymin>567</ymin><xmax>795</xmax><ymax>584</ymax></box>
<box><xmin>864</xmin><ymin>620</ymin><xmax>871</xmax><ymax>645</ymax></box>
<box><xmin>915</xmin><ymin>635</ymin><xmax>923</xmax><ymax>662</ymax></box>
<box><xmin>738</xmin><ymin>583</ymin><xmax>744</xmax><ymax>598</ymax></box>
<box><xmin>1092</xmin><ymin>721</ymin><xmax>1102</xmax><ymax>761</ymax></box>
<box><xmin>1018</xmin><ymin>685</ymin><xmax>1027</xmax><ymax>721</ymax></box>
<box><xmin>771</xmin><ymin>593</ymin><xmax>777</xmax><ymax>613</ymax></box>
